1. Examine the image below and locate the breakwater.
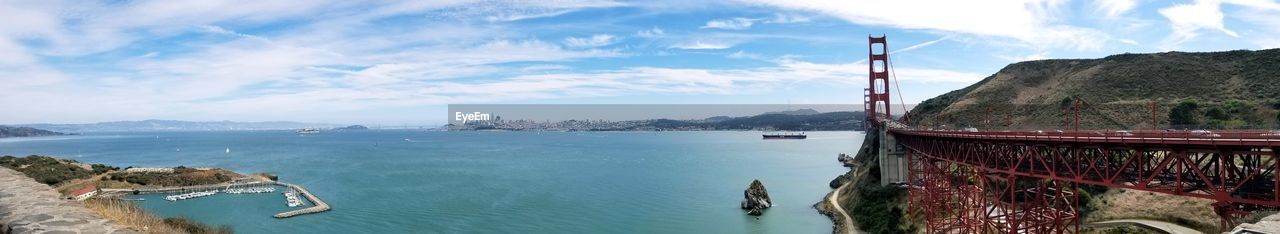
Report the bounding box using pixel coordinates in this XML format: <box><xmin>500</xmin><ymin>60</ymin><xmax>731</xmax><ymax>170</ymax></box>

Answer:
<box><xmin>269</xmin><ymin>181</ymin><xmax>331</xmax><ymax>218</ymax></box>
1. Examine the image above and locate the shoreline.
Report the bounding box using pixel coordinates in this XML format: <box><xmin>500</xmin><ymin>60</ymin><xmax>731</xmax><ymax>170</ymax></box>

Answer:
<box><xmin>813</xmin><ymin>131</ymin><xmax>878</xmax><ymax>234</ymax></box>
<box><xmin>814</xmin><ymin>181</ymin><xmax>856</xmax><ymax>234</ymax></box>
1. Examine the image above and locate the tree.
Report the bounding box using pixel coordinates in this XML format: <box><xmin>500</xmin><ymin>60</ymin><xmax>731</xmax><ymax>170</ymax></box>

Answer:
<box><xmin>1205</xmin><ymin>107</ymin><xmax>1229</xmax><ymax>121</ymax></box>
<box><xmin>1168</xmin><ymin>99</ymin><xmax>1200</xmax><ymax>127</ymax></box>
<box><xmin>1224</xmin><ymin>99</ymin><xmax>1250</xmax><ymax>115</ymax></box>
<box><xmin>1060</xmin><ymin>96</ymin><xmax>1075</xmax><ymax>108</ymax></box>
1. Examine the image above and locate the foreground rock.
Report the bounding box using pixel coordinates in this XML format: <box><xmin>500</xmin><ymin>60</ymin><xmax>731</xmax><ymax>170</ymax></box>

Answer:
<box><xmin>740</xmin><ymin>179</ymin><xmax>773</xmax><ymax>216</ymax></box>
<box><xmin>0</xmin><ymin>167</ymin><xmax>134</xmax><ymax>233</ymax></box>
<box><xmin>837</xmin><ymin>153</ymin><xmax>855</xmax><ymax>167</ymax></box>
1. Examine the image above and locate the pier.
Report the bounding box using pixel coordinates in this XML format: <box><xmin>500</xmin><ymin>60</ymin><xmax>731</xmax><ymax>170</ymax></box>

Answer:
<box><xmin>269</xmin><ymin>181</ymin><xmax>331</xmax><ymax>218</ymax></box>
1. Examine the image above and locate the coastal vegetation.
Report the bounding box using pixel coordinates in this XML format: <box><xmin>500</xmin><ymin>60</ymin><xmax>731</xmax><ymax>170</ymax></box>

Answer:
<box><xmin>1</xmin><ymin>155</ymin><xmax>237</xmax><ymax>233</ymax></box>
<box><xmin>818</xmin><ymin>132</ymin><xmax>915</xmax><ymax>233</ymax></box>
<box><xmin>1166</xmin><ymin>98</ymin><xmax>1278</xmax><ymax>129</ymax></box>
<box><xmin>107</xmin><ymin>166</ymin><xmax>238</xmax><ymax>187</ymax></box>
<box><xmin>83</xmin><ymin>198</ymin><xmax>233</xmax><ymax>234</ymax></box>
<box><xmin>0</xmin><ymin>155</ymin><xmax>96</xmax><ymax>185</ymax></box>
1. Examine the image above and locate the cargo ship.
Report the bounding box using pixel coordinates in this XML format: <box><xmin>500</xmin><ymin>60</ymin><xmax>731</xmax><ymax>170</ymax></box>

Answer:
<box><xmin>762</xmin><ymin>132</ymin><xmax>806</xmax><ymax>139</ymax></box>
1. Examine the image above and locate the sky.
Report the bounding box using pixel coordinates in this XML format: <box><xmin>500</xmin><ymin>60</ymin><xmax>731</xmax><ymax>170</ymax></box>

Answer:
<box><xmin>2</xmin><ymin>0</ymin><xmax>1278</xmax><ymax>125</ymax></box>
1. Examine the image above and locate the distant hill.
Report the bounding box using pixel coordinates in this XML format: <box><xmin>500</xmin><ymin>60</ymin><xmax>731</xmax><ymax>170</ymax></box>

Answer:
<box><xmin>333</xmin><ymin>125</ymin><xmax>369</xmax><ymax>130</ymax></box>
<box><xmin>710</xmin><ymin>111</ymin><xmax>863</xmax><ymax>130</ymax></box>
<box><xmin>911</xmin><ymin>49</ymin><xmax>1280</xmax><ymax>130</ymax></box>
<box><xmin>616</xmin><ymin>111</ymin><xmax>864</xmax><ymax>130</ymax></box>
<box><xmin>762</xmin><ymin>108</ymin><xmax>821</xmax><ymax>115</ymax></box>
<box><xmin>0</xmin><ymin>126</ymin><xmax>66</xmax><ymax>138</ymax></box>
<box><xmin>17</xmin><ymin>120</ymin><xmax>344</xmax><ymax>132</ymax></box>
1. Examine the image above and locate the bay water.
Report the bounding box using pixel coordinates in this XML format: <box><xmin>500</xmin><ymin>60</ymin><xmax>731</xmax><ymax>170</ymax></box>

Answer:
<box><xmin>0</xmin><ymin>130</ymin><xmax>861</xmax><ymax>233</ymax></box>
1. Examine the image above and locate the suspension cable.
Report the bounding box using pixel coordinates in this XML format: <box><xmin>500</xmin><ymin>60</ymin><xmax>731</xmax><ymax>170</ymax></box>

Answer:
<box><xmin>887</xmin><ymin>52</ymin><xmax>909</xmax><ymax>123</ymax></box>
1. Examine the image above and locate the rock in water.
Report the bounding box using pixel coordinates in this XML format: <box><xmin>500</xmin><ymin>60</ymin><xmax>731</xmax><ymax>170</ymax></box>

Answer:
<box><xmin>741</xmin><ymin>179</ymin><xmax>772</xmax><ymax>216</ymax></box>
<box><xmin>838</xmin><ymin>153</ymin><xmax>856</xmax><ymax>167</ymax></box>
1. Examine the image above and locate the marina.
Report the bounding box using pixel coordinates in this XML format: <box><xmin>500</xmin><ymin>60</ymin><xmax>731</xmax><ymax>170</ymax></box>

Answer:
<box><xmin>165</xmin><ymin>190</ymin><xmax>218</xmax><ymax>201</ymax></box>
<box><xmin>284</xmin><ymin>190</ymin><xmax>303</xmax><ymax>207</ymax></box>
<box><xmin>224</xmin><ymin>187</ymin><xmax>275</xmax><ymax>194</ymax></box>
<box><xmin>100</xmin><ymin>178</ymin><xmax>332</xmax><ymax>219</ymax></box>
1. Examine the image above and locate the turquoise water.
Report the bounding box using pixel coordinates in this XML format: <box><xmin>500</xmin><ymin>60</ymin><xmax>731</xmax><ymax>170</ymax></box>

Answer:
<box><xmin>0</xmin><ymin>130</ymin><xmax>861</xmax><ymax>233</ymax></box>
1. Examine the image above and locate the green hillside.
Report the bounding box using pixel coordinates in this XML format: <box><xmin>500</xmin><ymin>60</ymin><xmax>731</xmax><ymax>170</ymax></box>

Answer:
<box><xmin>910</xmin><ymin>49</ymin><xmax>1280</xmax><ymax>130</ymax></box>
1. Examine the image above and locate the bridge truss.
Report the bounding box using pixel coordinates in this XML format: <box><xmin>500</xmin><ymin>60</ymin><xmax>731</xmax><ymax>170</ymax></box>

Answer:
<box><xmin>865</xmin><ymin>36</ymin><xmax>1280</xmax><ymax>233</ymax></box>
<box><xmin>899</xmin><ymin>130</ymin><xmax>1280</xmax><ymax>232</ymax></box>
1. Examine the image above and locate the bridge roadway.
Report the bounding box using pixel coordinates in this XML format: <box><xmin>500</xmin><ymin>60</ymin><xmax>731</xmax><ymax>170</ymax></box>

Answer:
<box><xmin>891</xmin><ymin>129</ymin><xmax>1280</xmax><ymax>147</ymax></box>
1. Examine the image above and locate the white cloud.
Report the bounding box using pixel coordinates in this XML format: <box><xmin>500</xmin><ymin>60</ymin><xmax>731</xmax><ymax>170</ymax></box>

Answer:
<box><xmin>1158</xmin><ymin>0</ymin><xmax>1239</xmax><ymax>48</ymax></box>
<box><xmin>1093</xmin><ymin>0</ymin><xmax>1138</xmax><ymax>17</ymax></box>
<box><xmin>726</xmin><ymin>50</ymin><xmax>764</xmax><ymax>59</ymax></box>
<box><xmin>1224</xmin><ymin>0</ymin><xmax>1280</xmax><ymax>49</ymax></box>
<box><xmin>452</xmin><ymin>0</ymin><xmax>628</xmax><ymax>22</ymax></box>
<box><xmin>737</xmin><ymin>0</ymin><xmax>1110</xmax><ymax>51</ymax></box>
<box><xmin>636</xmin><ymin>27</ymin><xmax>665</xmax><ymax>38</ymax></box>
<box><xmin>764</xmin><ymin>13</ymin><xmax>811</xmax><ymax>23</ymax></box>
<box><xmin>670</xmin><ymin>40</ymin><xmax>736</xmax><ymax>50</ymax></box>
<box><xmin>701</xmin><ymin>18</ymin><xmax>757</xmax><ymax>30</ymax></box>
<box><xmin>997</xmin><ymin>51</ymin><xmax>1051</xmax><ymax>62</ymax></box>
<box><xmin>891</xmin><ymin>36</ymin><xmax>950</xmax><ymax>54</ymax></box>
<box><xmin>563</xmin><ymin>34</ymin><xmax>618</xmax><ymax>48</ymax></box>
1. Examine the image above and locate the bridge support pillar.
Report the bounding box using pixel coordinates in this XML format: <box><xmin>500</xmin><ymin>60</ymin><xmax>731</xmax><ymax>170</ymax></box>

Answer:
<box><xmin>879</xmin><ymin>127</ymin><xmax>907</xmax><ymax>185</ymax></box>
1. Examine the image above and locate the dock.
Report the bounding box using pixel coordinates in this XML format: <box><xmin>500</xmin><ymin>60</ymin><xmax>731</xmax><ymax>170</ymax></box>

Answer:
<box><xmin>269</xmin><ymin>181</ymin><xmax>331</xmax><ymax>218</ymax></box>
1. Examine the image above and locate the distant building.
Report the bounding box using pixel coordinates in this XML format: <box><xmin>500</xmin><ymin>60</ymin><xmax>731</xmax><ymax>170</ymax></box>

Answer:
<box><xmin>69</xmin><ymin>185</ymin><xmax>97</xmax><ymax>201</ymax></box>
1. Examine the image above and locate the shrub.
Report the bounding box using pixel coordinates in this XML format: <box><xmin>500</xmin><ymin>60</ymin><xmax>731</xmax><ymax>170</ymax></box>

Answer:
<box><xmin>0</xmin><ymin>155</ymin><xmax>93</xmax><ymax>185</ymax></box>
<box><xmin>852</xmin><ymin>184</ymin><xmax>907</xmax><ymax>234</ymax></box>
<box><xmin>91</xmin><ymin>164</ymin><xmax>118</xmax><ymax>174</ymax></box>
<box><xmin>1224</xmin><ymin>99</ymin><xmax>1250</xmax><ymax>115</ymax></box>
<box><xmin>1168</xmin><ymin>99</ymin><xmax>1200</xmax><ymax>127</ymax></box>
<box><xmin>163</xmin><ymin>217</ymin><xmax>233</xmax><ymax>234</ymax></box>
<box><xmin>1205</xmin><ymin>107</ymin><xmax>1228</xmax><ymax>121</ymax></box>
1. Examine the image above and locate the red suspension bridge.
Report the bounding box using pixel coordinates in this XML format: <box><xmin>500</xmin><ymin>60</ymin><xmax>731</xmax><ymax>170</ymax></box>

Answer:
<box><xmin>863</xmin><ymin>36</ymin><xmax>1280</xmax><ymax>233</ymax></box>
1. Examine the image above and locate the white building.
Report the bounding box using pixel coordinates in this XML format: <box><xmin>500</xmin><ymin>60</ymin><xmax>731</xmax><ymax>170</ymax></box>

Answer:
<box><xmin>69</xmin><ymin>185</ymin><xmax>97</xmax><ymax>201</ymax></box>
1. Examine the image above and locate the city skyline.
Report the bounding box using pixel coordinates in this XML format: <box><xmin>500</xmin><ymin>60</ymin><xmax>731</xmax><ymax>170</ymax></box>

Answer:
<box><xmin>2</xmin><ymin>0</ymin><xmax>1278</xmax><ymax>125</ymax></box>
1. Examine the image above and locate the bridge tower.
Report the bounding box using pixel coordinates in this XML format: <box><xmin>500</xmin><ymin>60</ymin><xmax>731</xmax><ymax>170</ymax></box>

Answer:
<box><xmin>867</xmin><ymin>36</ymin><xmax>907</xmax><ymax>185</ymax></box>
<box><xmin>867</xmin><ymin>36</ymin><xmax>891</xmax><ymax>122</ymax></box>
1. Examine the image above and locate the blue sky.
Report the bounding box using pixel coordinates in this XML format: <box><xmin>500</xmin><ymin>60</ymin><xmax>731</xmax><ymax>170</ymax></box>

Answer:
<box><xmin>1</xmin><ymin>0</ymin><xmax>1278</xmax><ymax>125</ymax></box>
